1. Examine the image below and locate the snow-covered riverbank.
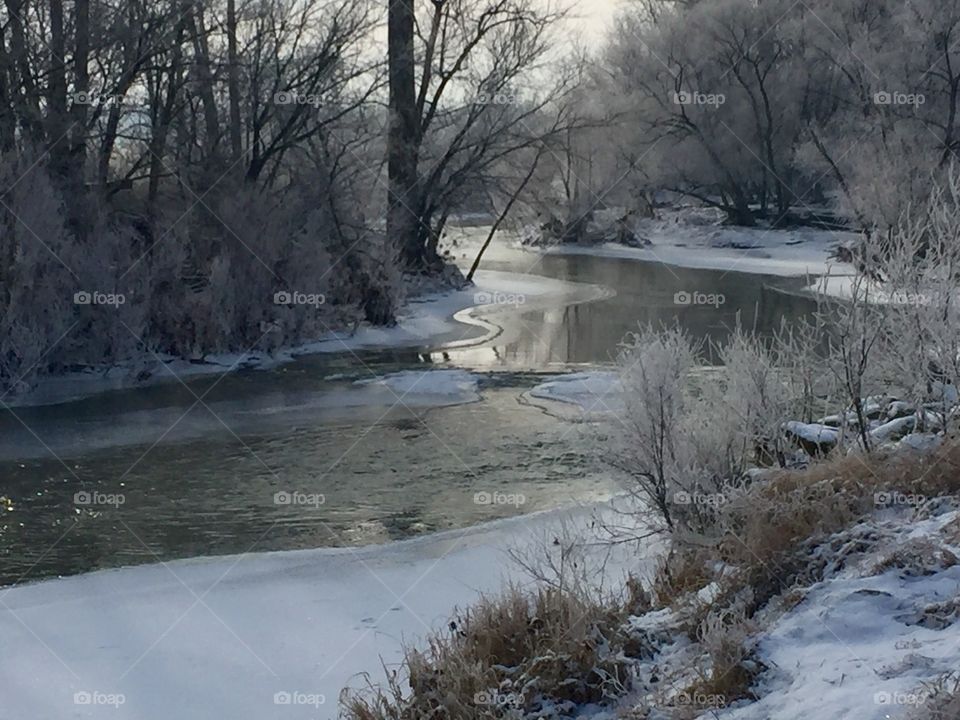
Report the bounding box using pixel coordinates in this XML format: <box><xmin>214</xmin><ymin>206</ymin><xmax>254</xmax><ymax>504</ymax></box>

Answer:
<box><xmin>483</xmin><ymin>209</ymin><xmax>860</xmax><ymax>279</ymax></box>
<box><xmin>716</xmin><ymin>509</ymin><xmax>960</xmax><ymax>719</ymax></box>
<box><xmin>6</xmin><ymin>270</ymin><xmax>605</xmax><ymax>409</ymax></box>
<box><xmin>0</xmin><ymin>503</ymin><xmax>644</xmax><ymax>720</ymax></box>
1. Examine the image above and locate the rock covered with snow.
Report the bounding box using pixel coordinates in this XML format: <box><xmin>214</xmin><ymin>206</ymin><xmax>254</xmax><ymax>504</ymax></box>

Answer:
<box><xmin>783</xmin><ymin>421</ymin><xmax>840</xmax><ymax>454</ymax></box>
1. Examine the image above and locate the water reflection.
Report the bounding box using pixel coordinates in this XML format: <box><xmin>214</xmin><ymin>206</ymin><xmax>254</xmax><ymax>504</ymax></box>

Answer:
<box><xmin>444</xmin><ymin>254</ymin><xmax>815</xmax><ymax>367</ymax></box>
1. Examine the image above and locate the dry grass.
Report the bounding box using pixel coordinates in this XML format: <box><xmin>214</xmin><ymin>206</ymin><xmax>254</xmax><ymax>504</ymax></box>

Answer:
<box><xmin>909</xmin><ymin>674</ymin><xmax>960</xmax><ymax>719</ymax></box>
<box><xmin>687</xmin><ymin>605</ymin><xmax>760</xmax><ymax>703</ymax></box>
<box><xmin>624</xmin><ymin>573</ymin><xmax>653</xmax><ymax>616</ymax></box>
<box><xmin>342</xmin><ymin>443</ymin><xmax>960</xmax><ymax>720</ymax></box>
<box><xmin>874</xmin><ymin>538</ymin><xmax>959</xmax><ymax>577</ymax></box>
<box><xmin>701</xmin><ymin>441</ymin><xmax>960</xmax><ymax>615</ymax></box>
<box><xmin>650</xmin><ymin>550</ymin><xmax>712</xmax><ymax>609</ymax></box>
<box><xmin>341</xmin><ymin>584</ymin><xmax>631</xmax><ymax>720</ymax></box>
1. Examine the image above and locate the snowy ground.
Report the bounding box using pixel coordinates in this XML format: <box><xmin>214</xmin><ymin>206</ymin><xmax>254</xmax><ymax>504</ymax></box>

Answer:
<box><xmin>534</xmin><ymin>209</ymin><xmax>860</xmax><ymax>279</ymax></box>
<box><xmin>1</xmin><ymin>503</ymin><xmax>645</xmax><ymax>720</ymax></box>
<box><xmin>805</xmin><ymin>273</ymin><xmax>949</xmax><ymax>305</ymax></box>
<box><xmin>717</xmin><ymin>508</ymin><xmax>960</xmax><ymax>720</ymax></box>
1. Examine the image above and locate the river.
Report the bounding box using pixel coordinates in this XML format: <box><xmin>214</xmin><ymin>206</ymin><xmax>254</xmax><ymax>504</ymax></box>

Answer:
<box><xmin>0</xmin><ymin>245</ymin><xmax>816</xmax><ymax>586</ymax></box>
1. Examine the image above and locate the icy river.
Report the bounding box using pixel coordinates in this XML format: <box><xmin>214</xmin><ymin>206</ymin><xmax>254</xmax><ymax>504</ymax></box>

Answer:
<box><xmin>0</xmin><ymin>245</ymin><xmax>817</xmax><ymax>586</ymax></box>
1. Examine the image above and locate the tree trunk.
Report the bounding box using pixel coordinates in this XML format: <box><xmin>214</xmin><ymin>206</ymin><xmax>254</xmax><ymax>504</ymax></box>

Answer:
<box><xmin>47</xmin><ymin>0</ymin><xmax>69</xmax><ymax>176</ymax></box>
<box><xmin>226</xmin><ymin>0</ymin><xmax>243</xmax><ymax>161</ymax></box>
<box><xmin>186</xmin><ymin>6</ymin><xmax>221</xmax><ymax>165</ymax></box>
<box><xmin>5</xmin><ymin>0</ymin><xmax>43</xmax><ymax>143</ymax></box>
<box><xmin>70</xmin><ymin>0</ymin><xmax>89</xmax><ymax>163</ymax></box>
<box><xmin>387</xmin><ymin>0</ymin><xmax>422</xmax><ymax>268</ymax></box>
<box><xmin>0</xmin><ymin>25</ymin><xmax>16</xmax><ymax>151</ymax></box>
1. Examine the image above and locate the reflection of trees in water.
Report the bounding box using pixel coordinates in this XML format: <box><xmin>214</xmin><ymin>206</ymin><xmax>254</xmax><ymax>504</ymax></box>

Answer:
<box><xmin>495</xmin><ymin>256</ymin><xmax>819</xmax><ymax>366</ymax></box>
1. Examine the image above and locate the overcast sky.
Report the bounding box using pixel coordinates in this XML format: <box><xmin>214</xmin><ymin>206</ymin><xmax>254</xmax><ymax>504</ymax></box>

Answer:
<box><xmin>566</xmin><ymin>0</ymin><xmax>625</xmax><ymax>42</ymax></box>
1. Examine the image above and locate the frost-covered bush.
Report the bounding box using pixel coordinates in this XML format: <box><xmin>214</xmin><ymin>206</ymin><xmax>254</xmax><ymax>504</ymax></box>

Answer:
<box><xmin>611</xmin><ymin>324</ymin><xmax>815</xmax><ymax>537</ymax></box>
<box><xmin>611</xmin><ymin>326</ymin><xmax>703</xmax><ymax>533</ymax></box>
<box><xmin>874</xmin><ymin>176</ymin><xmax>960</xmax><ymax>430</ymax></box>
<box><xmin>144</xmin><ymin>182</ymin><xmax>349</xmax><ymax>357</ymax></box>
<box><xmin>0</xmin><ymin>150</ymin><xmax>79</xmax><ymax>392</ymax></box>
<box><xmin>0</xmin><ymin>148</ymin><xmax>399</xmax><ymax>394</ymax></box>
<box><xmin>808</xmin><ymin>170</ymin><xmax>960</xmax><ymax>446</ymax></box>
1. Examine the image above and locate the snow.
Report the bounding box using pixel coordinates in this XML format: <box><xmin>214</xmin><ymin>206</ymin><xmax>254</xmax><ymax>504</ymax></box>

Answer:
<box><xmin>716</xmin><ymin>510</ymin><xmax>960</xmax><ymax>720</ymax></box>
<box><xmin>353</xmin><ymin>369</ymin><xmax>480</xmax><ymax>404</ymax></box>
<box><xmin>896</xmin><ymin>433</ymin><xmax>943</xmax><ymax>452</ymax></box>
<box><xmin>538</xmin><ymin>209</ymin><xmax>859</xmax><ymax>279</ymax></box>
<box><xmin>296</xmin><ymin>269</ymin><xmax>591</xmax><ymax>355</ymax></box>
<box><xmin>784</xmin><ymin>421</ymin><xmax>841</xmax><ymax>445</ymax></box>
<box><xmin>806</xmin><ymin>274</ymin><xmax>960</xmax><ymax>310</ymax></box>
<box><xmin>7</xmin><ymin>270</ymin><xmax>595</xmax><ymax>409</ymax></box>
<box><xmin>870</xmin><ymin>416</ymin><xmax>917</xmax><ymax>443</ymax></box>
<box><xmin>0</xmin><ymin>503</ymin><xmax>641</xmax><ymax>720</ymax></box>
<box><xmin>526</xmin><ymin>370</ymin><xmax>623</xmax><ymax>416</ymax></box>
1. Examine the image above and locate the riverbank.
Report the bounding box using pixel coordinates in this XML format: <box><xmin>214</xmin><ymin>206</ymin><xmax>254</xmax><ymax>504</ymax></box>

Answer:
<box><xmin>543</xmin><ymin>239</ymin><xmax>853</xmax><ymax>279</ymax></box>
<box><xmin>5</xmin><ymin>270</ymin><xmax>606</xmax><ymax>409</ymax></box>
<box><xmin>445</xmin><ymin>210</ymin><xmax>859</xmax><ymax>280</ymax></box>
<box><xmin>338</xmin><ymin>443</ymin><xmax>960</xmax><ymax>720</ymax></box>
<box><xmin>0</xmin><ymin>502</ymin><xmax>648</xmax><ymax>720</ymax></box>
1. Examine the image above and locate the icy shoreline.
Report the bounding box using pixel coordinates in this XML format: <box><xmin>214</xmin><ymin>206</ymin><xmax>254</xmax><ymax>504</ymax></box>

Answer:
<box><xmin>0</xmin><ymin>502</ymin><xmax>643</xmax><ymax>720</ymax></box>
<box><xmin>5</xmin><ymin>269</ymin><xmax>605</xmax><ymax>409</ymax></box>
<box><xmin>520</xmin><ymin>211</ymin><xmax>860</xmax><ymax>279</ymax></box>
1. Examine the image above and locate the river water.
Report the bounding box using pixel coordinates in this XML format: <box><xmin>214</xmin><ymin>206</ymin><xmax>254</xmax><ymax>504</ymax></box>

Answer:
<box><xmin>0</xmin><ymin>247</ymin><xmax>815</xmax><ymax>586</ymax></box>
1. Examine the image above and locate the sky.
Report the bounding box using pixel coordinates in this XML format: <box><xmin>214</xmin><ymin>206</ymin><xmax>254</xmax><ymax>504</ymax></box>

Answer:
<box><xmin>566</xmin><ymin>0</ymin><xmax>625</xmax><ymax>42</ymax></box>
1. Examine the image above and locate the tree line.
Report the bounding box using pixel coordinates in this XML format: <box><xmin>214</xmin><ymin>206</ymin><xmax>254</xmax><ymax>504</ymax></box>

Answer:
<box><xmin>0</xmin><ymin>0</ymin><xmax>584</xmax><ymax>392</ymax></box>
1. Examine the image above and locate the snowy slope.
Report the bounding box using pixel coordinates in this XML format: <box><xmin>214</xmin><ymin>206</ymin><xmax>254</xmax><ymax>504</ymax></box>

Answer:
<box><xmin>714</xmin><ymin>510</ymin><xmax>960</xmax><ymax>720</ymax></box>
<box><xmin>0</xmin><ymin>504</ymin><xmax>641</xmax><ymax>720</ymax></box>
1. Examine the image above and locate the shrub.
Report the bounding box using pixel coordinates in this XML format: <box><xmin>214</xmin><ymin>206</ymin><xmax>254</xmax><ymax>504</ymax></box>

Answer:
<box><xmin>0</xmin><ymin>147</ymin><xmax>401</xmax><ymax>394</ymax></box>
<box><xmin>341</xmin><ymin>585</ymin><xmax>631</xmax><ymax>720</ymax></box>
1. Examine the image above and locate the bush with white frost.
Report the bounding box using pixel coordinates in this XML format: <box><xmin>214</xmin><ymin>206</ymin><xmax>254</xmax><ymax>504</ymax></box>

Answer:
<box><xmin>610</xmin><ymin>322</ymin><xmax>824</xmax><ymax>537</ymax></box>
<box><xmin>0</xmin><ymin>148</ymin><xmax>399</xmax><ymax>394</ymax></box>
